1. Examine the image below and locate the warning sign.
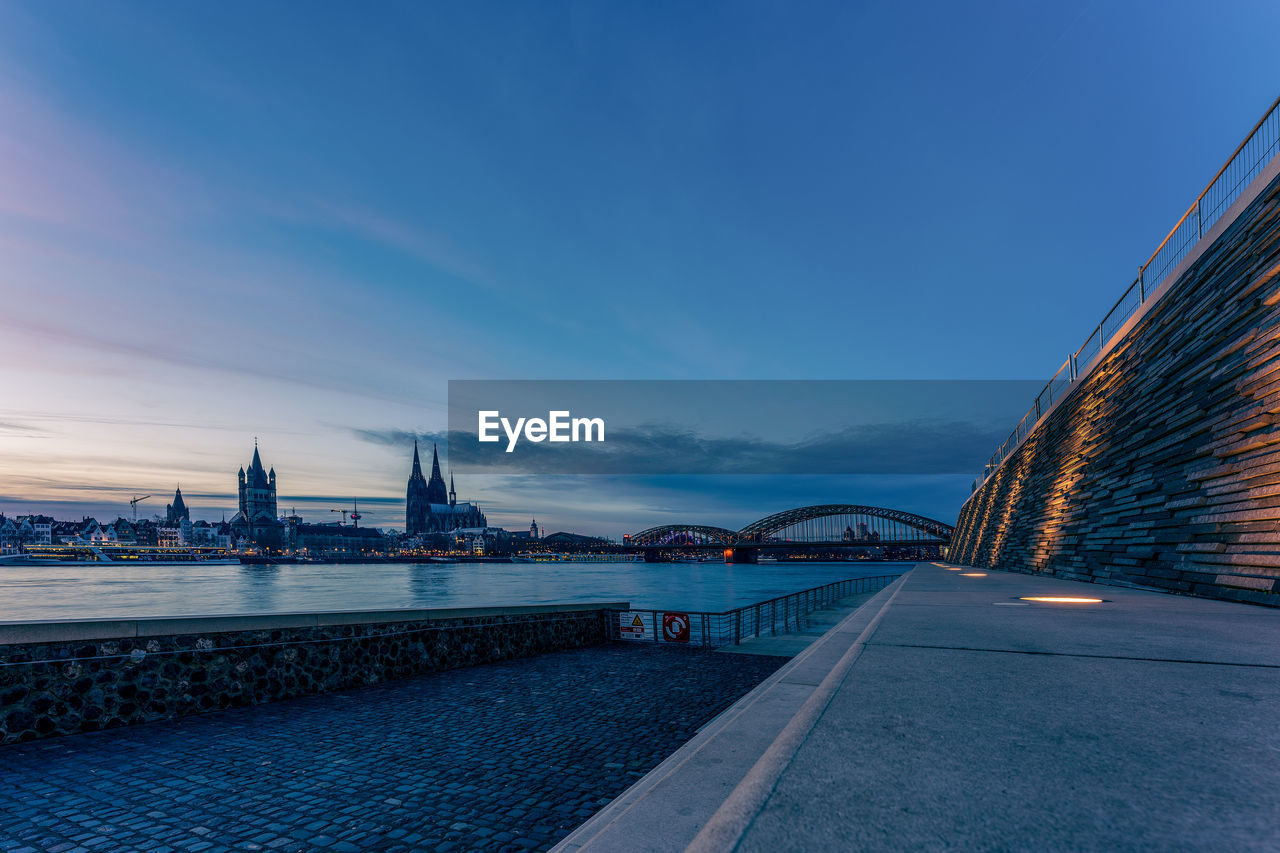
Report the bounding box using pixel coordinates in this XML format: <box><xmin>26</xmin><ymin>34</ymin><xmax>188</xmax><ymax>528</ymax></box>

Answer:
<box><xmin>619</xmin><ymin>611</ymin><xmax>650</xmax><ymax>640</ymax></box>
<box><xmin>662</xmin><ymin>612</ymin><xmax>690</xmax><ymax>643</ymax></box>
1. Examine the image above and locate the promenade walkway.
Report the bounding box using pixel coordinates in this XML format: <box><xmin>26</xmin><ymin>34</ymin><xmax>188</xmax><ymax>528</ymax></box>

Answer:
<box><xmin>560</xmin><ymin>563</ymin><xmax>1280</xmax><ymax>852</ymax></box>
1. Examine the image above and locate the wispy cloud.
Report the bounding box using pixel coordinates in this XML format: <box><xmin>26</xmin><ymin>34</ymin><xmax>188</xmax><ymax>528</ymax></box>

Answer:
<box><xmin>348</xmin><ymin>428</ymin><xmax>449</xmax><ymax>450</ymax></box>
<box><xmin>0</xmin><ymin>420</ymin><xmax>46</xmax><ymax>436</ymax></box>
<box><xmin>430</xmin><ymin>420</ymin><xmax>1002</xmax><ymax>475</ymax></box>
<box><xmin>262</xmin><ymin>196</ymin><xmax>503</xmax><ymax>292</ymax></box>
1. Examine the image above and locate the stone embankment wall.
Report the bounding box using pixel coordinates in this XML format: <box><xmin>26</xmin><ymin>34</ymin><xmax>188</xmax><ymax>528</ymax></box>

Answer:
<box><xmin>952</xmin><ymin>162</ymin><xmax>1280</xmax><ymax>606</ymax></box>
<box><xmin>0</xmin><ymin>603</ymin><xmax>622</xmax><ymax>744</ymax></box>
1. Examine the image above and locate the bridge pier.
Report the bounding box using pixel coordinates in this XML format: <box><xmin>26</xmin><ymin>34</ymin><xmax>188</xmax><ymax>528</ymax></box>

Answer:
<box><xmin>725</xmin><ymin>547</ymin><xmax>757</xmax><ymax>564</ymax></box>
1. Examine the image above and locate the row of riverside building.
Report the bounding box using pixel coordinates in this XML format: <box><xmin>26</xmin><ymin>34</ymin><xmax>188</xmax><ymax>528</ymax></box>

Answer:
<box><xmin>1</xmin><ymin>440</ymin><xmax>552</xmax><ymax>559</ymax></box>
<box><xmin>228</xmin><ymin>439</ymin><xmax>538</xmax><ymax>556</ymax></box>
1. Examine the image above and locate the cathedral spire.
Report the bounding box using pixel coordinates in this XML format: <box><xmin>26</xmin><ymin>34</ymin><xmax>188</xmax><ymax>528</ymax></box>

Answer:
<box><xmin>411</xmin><ymin>440</ymin><xmax>423</xmax><ymax>476</ymax></box>
<box><xmin>425</xmin><ymin>443</ymin><xmax>448</xmax><ymax>504</ymax></box>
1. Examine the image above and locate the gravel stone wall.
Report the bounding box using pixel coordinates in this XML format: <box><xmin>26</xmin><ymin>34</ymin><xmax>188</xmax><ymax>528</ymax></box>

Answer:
<box><xmin>0</xmin><ymin>606</ymin><xmax>613</xmax><ymax>744</ymax></box>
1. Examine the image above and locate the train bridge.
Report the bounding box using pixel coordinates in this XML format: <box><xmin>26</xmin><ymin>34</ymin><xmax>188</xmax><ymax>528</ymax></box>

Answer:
<box><xmin>627</xmin><ymin>504</ymin><xmax>954</xmax><ymax>563</ymax></box>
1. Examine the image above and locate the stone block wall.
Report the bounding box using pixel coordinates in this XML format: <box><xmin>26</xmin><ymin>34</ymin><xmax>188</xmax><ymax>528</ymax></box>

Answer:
<box><xmin>0</xmin><ymin>603</ymin><xmax>621</xmax><ymax>744</ymax></box>
<box><xmin>952</xmin><ymin>163</ymin><xmax>1280</xmax><ymax>606</ymax></box>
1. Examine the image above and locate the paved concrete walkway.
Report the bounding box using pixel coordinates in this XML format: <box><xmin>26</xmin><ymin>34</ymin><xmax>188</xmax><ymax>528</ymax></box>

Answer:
<box><xmin>559</xmin><ymin>564</ymin><xmax>1280</xmax><ymax>852</ymax></box>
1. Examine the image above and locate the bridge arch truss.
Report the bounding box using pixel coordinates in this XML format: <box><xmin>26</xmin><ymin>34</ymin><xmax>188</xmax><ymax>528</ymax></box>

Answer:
<box><xmin>628</xmin><ymin>505</ymin><xmax>954</xmax><ymax>549</ymax></box>
<box><xmin>627</xmin><ymin>524</ymin><xmax>740</xmax><ymax>548</ymax></box>
<box><xmin>737</xmin><ymin>504</ymin><xmax>954</xmax><ymax>545</ymax></box>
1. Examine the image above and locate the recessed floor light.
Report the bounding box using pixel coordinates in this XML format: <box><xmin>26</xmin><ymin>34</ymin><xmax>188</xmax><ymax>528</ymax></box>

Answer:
<box><xmin>960</xmin><ymin>572</ymin><xmax>986</xmax><ymax>577</ymax></box>
<box><xmin>1018</xmin><ymin>596</ymin><xmax>1103</xmax><ymax>604</ymax></box>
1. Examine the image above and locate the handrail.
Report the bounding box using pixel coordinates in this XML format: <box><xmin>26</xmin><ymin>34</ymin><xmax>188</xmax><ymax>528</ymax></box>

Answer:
<box><xmin>606</xmin><ymin>574</ymin><xmax>898</xmax><ymax>648</ymax></box>
<box><xmin>970</xmin><ymin>94</ymin><xmax>1280</xmax><ymax>497</ymax></box>
<box><xmin>1144</xmin><ymin>93</ymin><xmax>1280</xmax><ymax>276</ymax></box>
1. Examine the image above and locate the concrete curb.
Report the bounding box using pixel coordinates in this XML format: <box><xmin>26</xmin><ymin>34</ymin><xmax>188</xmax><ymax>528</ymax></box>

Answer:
<box><xmin>686</xmin><ymin>575</ymin><xmax>906</xmax><ymax>851</ymax></box>
<box><xmin>553</xmin><ymin>571</ymin><xmax>913</xmax><ymax>853</ymax></box>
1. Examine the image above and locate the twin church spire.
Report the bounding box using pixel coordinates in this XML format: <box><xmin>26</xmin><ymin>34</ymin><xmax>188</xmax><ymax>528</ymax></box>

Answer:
<box><xmin>406</xmin><ymin>440</ymin><xmax>483</xmax><ymax>534</ymax></box>
<box><xmin>410</xmin><ymin>440</ymin><xmax>450</xmax><ymax>506</ymax></box>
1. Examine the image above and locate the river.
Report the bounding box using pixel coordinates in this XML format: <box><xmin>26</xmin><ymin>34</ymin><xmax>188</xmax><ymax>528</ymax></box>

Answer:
<box><xmin>0</xmin><ymin>560</ymin><xmax>910</xmax><ymax>622</ymax></box>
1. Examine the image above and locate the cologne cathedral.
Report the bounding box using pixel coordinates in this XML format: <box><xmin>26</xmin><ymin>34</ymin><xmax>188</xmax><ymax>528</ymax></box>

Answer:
<box><xmin>405</xmin><ymin>442</ymin><xmax>487</xmax><ymax>534</ymax></box>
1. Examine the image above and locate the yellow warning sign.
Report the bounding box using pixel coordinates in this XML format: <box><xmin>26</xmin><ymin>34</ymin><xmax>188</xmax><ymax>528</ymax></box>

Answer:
<box><xmin>619</xmin><ymin>611</ymin><xmax>650</xmax><ymax>639</ymax></box>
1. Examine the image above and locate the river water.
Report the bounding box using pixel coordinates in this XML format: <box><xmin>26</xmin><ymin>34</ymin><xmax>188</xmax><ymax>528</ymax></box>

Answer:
<box><xmin>0</xmin><ymin>560</ymin><xmax>909</xmax><ymax>622</ymax></box>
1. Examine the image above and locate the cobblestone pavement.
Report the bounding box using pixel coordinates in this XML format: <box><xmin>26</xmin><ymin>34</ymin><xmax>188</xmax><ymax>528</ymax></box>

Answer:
<box><xmin>0</xmin><ymin>645</ymin><xmax>786</xmax><ymax>853</ymax></box>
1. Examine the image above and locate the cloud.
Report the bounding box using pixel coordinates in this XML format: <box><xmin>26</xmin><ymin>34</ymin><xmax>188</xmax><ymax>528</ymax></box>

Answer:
<box><xmin>429</xmin><ymin>419</ymin><xmax>1002</xmax><ymax>475</ymax></box>
<box><xmin>270</xmin><ymin>197</ymin><xmax>503</xmax><ymax>293</ymax></box>
<box><xmin>456</xmin><ymin>472</ymin><xmax>972</xmax><ymax>535</ymax></box>
<box><xmin>0</xmin><ymin>420</ymin><xmax>46</xmax><ymax>435</ymax></box>
<box><xmin>348</xmin><ymin>428</ymin><xmax>450</xmax><ymax>450</ymax></box>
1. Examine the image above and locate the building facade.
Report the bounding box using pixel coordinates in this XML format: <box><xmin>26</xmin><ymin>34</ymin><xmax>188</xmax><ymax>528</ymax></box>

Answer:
<box><xmin>405</xmin><ymin>442</ymin><xmax>486</xmax><ymax>534</ymax></box>
<box><xmin>287</xmin><ymin>519</ymin><xmax>388</xmax><ymax>556</ymax></box>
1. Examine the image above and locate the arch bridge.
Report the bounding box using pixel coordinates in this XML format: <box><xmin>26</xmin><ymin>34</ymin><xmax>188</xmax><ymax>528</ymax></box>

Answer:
<box><xmin>627</xmin><ymin>504</ymin><xmax>954</xmax><ymax>563</ymax></box>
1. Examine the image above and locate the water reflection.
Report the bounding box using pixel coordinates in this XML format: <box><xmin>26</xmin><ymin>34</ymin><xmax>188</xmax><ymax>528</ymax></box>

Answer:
<box><xmin>407</xmin><ymin>564</ymin><xmax>453</xmax><ymax>606</ymax></box>
<box><xmin>235</xmin><ymin>563</ymin><xmax>282</xmax><ymax>614</ymax></box>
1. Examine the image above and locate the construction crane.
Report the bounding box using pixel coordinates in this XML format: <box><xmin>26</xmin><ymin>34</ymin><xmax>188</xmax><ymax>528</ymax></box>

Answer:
<box><xmin>331</xmin><ymin>500</ymin><xmax>362</xmax><ymax>527</ymax></box>
<box><xmin>130</xmin><ymin>495</ymin><xmax>151</xmax><ymax>522</ymax></box>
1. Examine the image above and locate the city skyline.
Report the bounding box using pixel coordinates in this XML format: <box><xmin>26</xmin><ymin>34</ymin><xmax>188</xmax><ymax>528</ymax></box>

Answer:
<box><xmin>2</xmin><ymin>2</ymin><xmax>1278</xmax><ymax>533</ymax></box>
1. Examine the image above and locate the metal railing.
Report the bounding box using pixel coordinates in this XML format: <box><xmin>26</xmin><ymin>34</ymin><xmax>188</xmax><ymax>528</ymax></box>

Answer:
<box><xmin>607</xmin><ymin>574</ymin><xmax>898</xmax><ymax>649</ymax></box>
<box><xmin>972</xmin><ymin>94</ymin><xmax>1280</xmax><ymax>495</ymax></box>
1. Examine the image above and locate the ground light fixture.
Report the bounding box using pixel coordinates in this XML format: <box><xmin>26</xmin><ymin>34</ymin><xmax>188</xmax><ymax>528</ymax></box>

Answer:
<box><xmin>959</xmin><ymin>572</ymin><xmax>987</xmax><ymax>577</ymax></box>
<box><xmin>1019</xmin><ymin>596</ymin><xmax>1104</xmax><ymax>604</ymax></box>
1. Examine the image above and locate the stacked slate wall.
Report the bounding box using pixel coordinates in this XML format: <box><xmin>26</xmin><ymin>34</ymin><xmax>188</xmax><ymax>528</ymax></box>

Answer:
<box><xmin>952</xmin><ymin>165</ymin><xmax>1280</xmax><ymax>606</ymax></box>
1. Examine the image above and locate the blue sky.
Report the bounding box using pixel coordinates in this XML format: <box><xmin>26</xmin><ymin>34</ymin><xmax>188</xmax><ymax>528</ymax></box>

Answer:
<box><xmin>1</xmin><ymin>0</ymin><xmax>1277</xmax><ymax>534</ymax></box>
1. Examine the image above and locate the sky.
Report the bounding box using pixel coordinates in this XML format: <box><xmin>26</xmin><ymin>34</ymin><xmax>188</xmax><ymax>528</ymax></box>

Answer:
<box><xmin>1</xmin><ymin>0</ymin><xmax>1278</xmax><ymax>535</ymax></box>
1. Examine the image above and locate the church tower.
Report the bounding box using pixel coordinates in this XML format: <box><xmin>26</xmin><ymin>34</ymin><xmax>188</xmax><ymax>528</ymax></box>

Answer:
<box><xmin>232</xmin><ymin>440</ymin><xmax>281</xmax><ymax>549</ymax></box>
<box><xmin>426</xmin><ymin>443</ymin><xmax>448</xmax><ymax>505</ymax></box>
<box><xmin>406</xmin><ymin>441</ymin><xmax>430</xmax><ymax>534</ymax></box>
<box><xmin>166</xmin><ymin>487</ymin><xmax>190</xmax><ymax>524</ymax></box>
